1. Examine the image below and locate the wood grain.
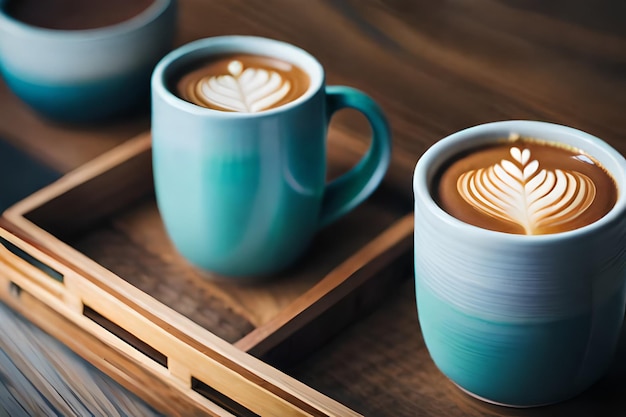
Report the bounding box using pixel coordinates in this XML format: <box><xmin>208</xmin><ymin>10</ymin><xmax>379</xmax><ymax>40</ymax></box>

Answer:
<box><xmin>0</xmin><ymin>0</ymin><xmax>625</xmax><ymax>415</ymax></box>
<box><xmin>0</xmin><ymin>223</ymin><xmax>364</xmax><ymax>417</ymax></box>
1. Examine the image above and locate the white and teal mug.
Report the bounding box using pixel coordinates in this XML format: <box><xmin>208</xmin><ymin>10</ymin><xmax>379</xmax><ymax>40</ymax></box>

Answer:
<box><xmin>151</xmin><ymin>36</ymin><xmax>391</xmax><ymax>278</ymax></box>
<box><xmin>413</xmin><ymin>121</ymin><xmax>626</xmax><ymax>406</ymax></box>
<box><xmin>0</xmin><ymin>0</ymin><xmax>176</xmax><ymax>123</ymax></box>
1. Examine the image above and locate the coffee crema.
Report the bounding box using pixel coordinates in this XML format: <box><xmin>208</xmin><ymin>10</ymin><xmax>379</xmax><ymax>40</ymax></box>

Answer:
<box><xmin>175</xmin><ymin>54</ymin><xmax>310</xmax><ymax>113</ymax></box>
<box><xmin>434</xmin><ymin>135</ymin><xmax>618</xmax><ymax>235</ymax></box>
<box><xmin>4</xmin><ymin>0</ymin><xmax>155</xmax><ymax>30</ymax></box>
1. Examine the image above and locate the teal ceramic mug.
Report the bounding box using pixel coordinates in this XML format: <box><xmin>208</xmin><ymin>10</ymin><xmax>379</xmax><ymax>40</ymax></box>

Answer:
<box><xmin>0</xmin><ymin>0</ymin><xmax>176</xmax><ymax>123</ymax></box>
<box><xmin>151</xmin><ymin>36</ymin><xmax>391</xmax><ymax>278</ymax></box>
<box><xmin>414</xmin><ymin>121</ymin><xmax>626</xmax><ymax>406</ymax></box>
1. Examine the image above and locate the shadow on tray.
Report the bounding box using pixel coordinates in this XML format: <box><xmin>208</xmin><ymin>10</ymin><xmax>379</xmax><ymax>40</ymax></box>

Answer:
<box><xmin>0</xmin><ymin>135</ymin><xmax>61</xmax><ymax>213</ymax></box>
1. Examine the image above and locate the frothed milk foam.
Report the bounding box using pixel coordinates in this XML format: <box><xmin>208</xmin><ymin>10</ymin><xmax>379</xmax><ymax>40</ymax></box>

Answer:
<box><xmin>435</xmin><ymin>134</ymin><xmax>618</xmax><ymax>235</ymax></box>
<box><xmin>175</xmin><ymin>54</ymin><xmax>310</xmax><ymax>112</ymax></box>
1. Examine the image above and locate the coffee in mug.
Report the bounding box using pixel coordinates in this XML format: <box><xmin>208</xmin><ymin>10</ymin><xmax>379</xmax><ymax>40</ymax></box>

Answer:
<box><xmin>434</xmin><ymin>134</ymin><xmax>617</xmax><ymax>235</ymax></box>
<box><xmin>174</xmin><ymin>54</ymin><xmax>310</xmax><ymax>113</ymax></box>
<box><xmin>413</xmin><ymin>121</ymin><xmax>626</xmax><ymax>407</ymax></box>
<box><xmin>152</xmin><ymin>36</ymin><xmax>391</xmax><ymax>278</ymax></box>
<box><xmin>4</xmin><ymin>0</ymin><xmax>156</xmax><ymax>30</ymax></box>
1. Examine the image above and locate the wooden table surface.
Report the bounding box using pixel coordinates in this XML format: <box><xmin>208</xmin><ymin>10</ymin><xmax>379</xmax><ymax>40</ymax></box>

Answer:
<box><xmin>1</xmin><ymin>0</ymin><xmax>626</xmax><ymax>416</ymax></box>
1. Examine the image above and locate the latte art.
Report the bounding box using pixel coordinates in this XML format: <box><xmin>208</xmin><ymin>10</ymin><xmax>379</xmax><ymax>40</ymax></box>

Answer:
<box><xmin>457</xmin><ymin>147</ymin><xmax>596</xmax><ymax>235</ymax></box>
<box><xmin>435</xmin><ymin>137</ymin><xmax>617</xmax><ymax>235</ymax></box>
<box><xmin>175</xmin><ymin>54</ymin><xmax>310</xmax><ymax>112</ymax></box>
<box><xmin>189</xmin><ymin>60</ymin><xmax>291</xmax><ymax>113</ymax></box>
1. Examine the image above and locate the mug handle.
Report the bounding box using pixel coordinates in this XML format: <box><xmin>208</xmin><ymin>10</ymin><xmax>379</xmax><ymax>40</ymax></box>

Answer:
<box><xmin>318</xmin><ymin>86</ymin><xmax>392</xmax><ymax>228</ymax></box>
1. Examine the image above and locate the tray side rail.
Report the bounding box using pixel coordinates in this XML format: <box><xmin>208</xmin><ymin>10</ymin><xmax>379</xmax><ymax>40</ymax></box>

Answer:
<box><xmin>0</xmin><ymin>228</ymin><xmax>361</xmax><ymax>417</ymax></box>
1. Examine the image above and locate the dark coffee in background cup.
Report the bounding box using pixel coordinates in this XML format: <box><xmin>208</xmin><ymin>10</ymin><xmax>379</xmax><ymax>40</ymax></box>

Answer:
<box><xmin>174</xmin><ymin>54</ymin><xmax>310</xmax><ymax>113</ymax></box>
<box><xmin>434</xmin><ymin>134</ymin><xmax>617</xmax><ymax>235</ymax></box>
<box><xmin>4</xmin><ymin>0</ymin><xmax>156</xmax><ymax>30</ymax></box>
<box><xmin>0</xmin><ymin>0</ymin><xmax>175</xmax><ymax>123</ymax></box>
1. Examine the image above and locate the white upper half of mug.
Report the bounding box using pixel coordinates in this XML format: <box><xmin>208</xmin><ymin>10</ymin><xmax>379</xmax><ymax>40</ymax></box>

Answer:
<box><xmin>0</xmin><ymin>0</ymin><xmax>175</xmax><ymax>81</ymax></box>
<box><xmin>413</xmin><ymin>120</ymin><xmax>626</xmax><ymax>244</ymax></box>
<box><xmin>413</xmin><ymin>121</ymin><xmax>626</xmax><ymax>320</ymax></box>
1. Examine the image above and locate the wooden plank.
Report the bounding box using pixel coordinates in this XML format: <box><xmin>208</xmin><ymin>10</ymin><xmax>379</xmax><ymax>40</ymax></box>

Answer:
<box><xmin>0</xmin><ymin>226</ymin><xmax>363</xmax><ymax>416</ymax></box>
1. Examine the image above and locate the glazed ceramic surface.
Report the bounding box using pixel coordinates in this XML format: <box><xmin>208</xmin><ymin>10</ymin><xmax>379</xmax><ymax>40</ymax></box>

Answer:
<box><xmin>413</xmin><ymin>121</ymin><xmax>626</xmax><ymax>406</ymax></box>
<box><xmin>0</xmin><ymin>0</ymin><xmax>176</xmax><ymax>122</ymax></box>
<box><xmin>151</xmin><ymin>36</ymin><xmax>391</xmax><ymax>278</ymax></box>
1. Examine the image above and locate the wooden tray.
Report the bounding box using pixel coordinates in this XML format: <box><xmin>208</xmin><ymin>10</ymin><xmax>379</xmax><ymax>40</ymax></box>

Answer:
<box><xmin>0</xmin><ymin>129</ymin><xmax>413</xmax><ymax>415</ymax></box>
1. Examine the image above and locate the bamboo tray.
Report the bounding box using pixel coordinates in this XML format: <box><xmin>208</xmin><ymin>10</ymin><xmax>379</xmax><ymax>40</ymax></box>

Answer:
<box><xmin>0</xmin><ymin>130</ymin><xmax>413</xmax><ymax>415</ymax></box>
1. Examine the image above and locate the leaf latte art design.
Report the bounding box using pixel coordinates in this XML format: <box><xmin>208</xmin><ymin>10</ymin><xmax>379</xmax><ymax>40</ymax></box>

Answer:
<box><xmin>193</xmin><ymin>60</ymin><xmax>291</xmax><ymax>113</ymax></box>
<box><xmin>457</xmin><ymin>147</ymin><xmax>597</xmax><ymax>235</ymax></box>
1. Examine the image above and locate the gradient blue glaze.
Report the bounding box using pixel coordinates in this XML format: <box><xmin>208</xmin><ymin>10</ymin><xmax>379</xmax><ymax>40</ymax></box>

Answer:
<box><xmin>0</xmin><ymin>0</ymin><xmax>176</xmax><ymax>123</ymax></box>
<box><xmin>152</xmin><ymin>36</ymin><xmax>391</xmax><ymax>278</ymax></box>
<box><xmin>1</xmin><ymin>65</ymin><xmax>151</xmax><ymax>122</ymax></box>
<box><xmin>414</xmin><ymin>121</ymin><xmax>626</xmax><ymax>407</ymax></box>
<box><xmin>417</xmin><ymin>281</ymin><xmax>626</xmax><ymax>406</ymax></box>
<box><xmin>153</xmin><ymin>93</ymin><xmax>326</xmax><ymax>276</ymax></box>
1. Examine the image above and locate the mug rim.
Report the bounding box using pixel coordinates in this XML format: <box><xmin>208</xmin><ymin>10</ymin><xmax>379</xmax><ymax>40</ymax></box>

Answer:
<box><xmin>413</xmin><ymin>120</ymin><xmax>626</xmax><ymax>241</ymax></box>
<box><xmin>151</xmin><ymin>35</ymin><xmax>325</xmax><ymax>118</ymax></box>
<box><xmin>0</xmin><ymin>0</ymin><xmax>172</xmax><ymax>40</ymax></box>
